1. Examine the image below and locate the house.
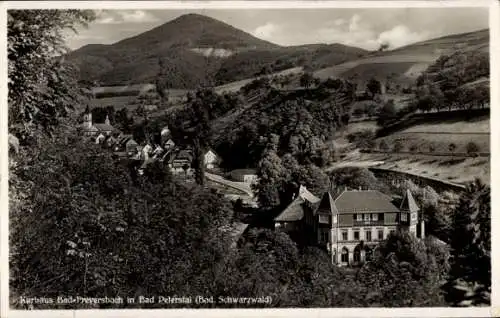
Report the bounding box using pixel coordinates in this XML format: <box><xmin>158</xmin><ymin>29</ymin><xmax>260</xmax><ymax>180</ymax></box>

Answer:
<box><xmin>164</xmin><ymin>139</ymin><xmax>175</xmax><ymax>150</ymax></box>
<box><xmin>229</xmin><ymin>169</ymin><xmax>259</xmax><ymax>184</ymax></box>
<box><xmin>161</xmin><ymin>126</ymin><xmax>171</xmax><ymax>143</ymax></box>
<box><xmin>114</xmin><ymin>135</ymin><xmax>139</xmax><ymax>155</ymax></box>
<box><xmin>95</xmin><ymin>133</ymin><xmax>106</xmax><ymax>144</ymax></box>
<box><xmin>274</xmin><ymin>187</ymin><xmax>424</xmax><ymax>266</ymax></box>
<box><xmin>105</xmin><ymin>135</ymin><xmax>118</xmax><ymax>148</ymax></box>
<box><xmin>169</xmin><ymin>149</ymin><xmax>193</xmax><ymax>175</ymax></box>
<box><xmin>204</xmin><ymin>149</ymin><xmax>219</xmax><ymax>169</ymax></box>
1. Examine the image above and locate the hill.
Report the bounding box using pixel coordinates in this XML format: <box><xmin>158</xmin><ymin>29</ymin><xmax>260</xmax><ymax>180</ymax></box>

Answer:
<box><xmin>313</xmin><ymin>29</ymin><xmax>489</xmax><ymax>88</ymax></box>
<box><xmin>67</xmin><ymin>13</ymin><xmax>368</xmax><ymax>88</ymax></box>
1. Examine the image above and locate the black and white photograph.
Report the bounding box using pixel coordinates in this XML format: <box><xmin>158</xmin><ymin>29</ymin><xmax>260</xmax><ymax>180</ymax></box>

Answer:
<box><xmin>3</xmin><ymin>0</ymin><xmax>496</xmax><ymax>316</ymax></box>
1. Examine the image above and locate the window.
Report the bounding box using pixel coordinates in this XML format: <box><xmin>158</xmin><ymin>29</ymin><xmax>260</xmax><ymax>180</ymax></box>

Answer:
<box><xmin>411</xmin><ymin>213</ymin><xmax>418</xmax><ymax>221</ymax></box>
<box><xmin>341</xmin><ymin>248</ymin><xmax>349</xmax><ymax>263</ymax></box>
<box><xmin>333</xmin><ymin>214</ymin><xmax>338</xmax><ymax>224</ymax></box>
<box><xmin>390</xmin><ymin>229</ymin><xmax>396</xmax><ymax>236</ymax></box>
<box><xmin>365</xmin><ymin>230</ymin><xmax>372</xmax><ymax>241</ymax></box>
<box><xmin>319</xmin><ymin>215</ymin><xmax>329</xmax><ymax>224</ymax></box>
<box><xmin>364</xmin><ymin>214</ymin><xmax>370</xmax><ymax>221</ymax></box>
<box><xmin>342</xmin><ymin>230</ymin><xmax>348</xmax><ymax>241</ymax></box>
<box><xmin>320</xmin><ymin>231</ymin><xmax>329</xmax><ymax>243</ymax></box>
<box><xmin>354</xmin><ymin>230</ymin><xmax>360</xmax><ymax>240</ymax></box>
<box><xmin>378</xmin><ymin>229</ymin><xmax>384</xmax><ymax>240</ymax></box>
<box><xmin>372</xmin><ymin>213</ymin><xmax>378</xmax><ymax>221</ymax></box>
<box><xmin>356</xmin><ymin>214</ymin><xmax>362</xmax><ymax>221</ymax></box>
<box><xmin>401</xmin><ymin>213</ymin><xmax>408</xmax><ymax>222</ymax></box>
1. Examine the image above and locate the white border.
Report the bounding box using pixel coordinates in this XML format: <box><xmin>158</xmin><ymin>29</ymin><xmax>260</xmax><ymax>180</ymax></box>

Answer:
<box><xmin>0</xmin><ymin>1</ymin><xmax>498</xmax><ymax>318</ymax></box>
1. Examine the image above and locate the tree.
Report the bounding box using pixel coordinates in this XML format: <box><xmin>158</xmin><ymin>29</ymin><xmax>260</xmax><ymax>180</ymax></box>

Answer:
<box><xmin>376</xmin><ymin>99</ymin><xmax>397</xmax><ymax>126</ymax></box>
<box><xmin>329</xmin><ymin>167</ymin><xmax>389</xmax><ymax>196</ymax></box>
<box><xmin>300</xmin><ymin>72</ymin><xmax>315</xmax><ymax>89</ymax></box>
<box><xmin>8</xmin><ymin>10</ymin><xmax>96</xmax><ymax>137</ymax></box>
<box><xmin>172</xmin><ymin>89</ymin><xmax>217</xmax><ymax>185</ymax></box>
<box><xmin>445</xmin><ymin>179</ymin><xmax>490</xmax><ymax>306</ymax></box>
<box><xmin>466</xmin><ymin>142</ymin><xmax>480</xmax><ymax>156</ymax></box>
<box><xmin>254</xmin><ymin>134</ymin><xmax>285</xmax><ymax>209</ymax></box>
<box><xmin>393</xmin><ymin>140</ymin><xmax>404</xmax><ymax>153</ymax></box>
<box><xmin>357</xmin><ymin>231</ymin><xmax>448</xmax><ymax>307</ymax></box>
<box><xmin>448</xmin><ymin>143</ymin><xmax>457</xmax><ymax>155</ymax></box>
<box><xmin>10</xmin><ymin>133</ymin><xmax>235</xmax><ymax>308</ymax></box>
<box><xmin>366</xmin><ymin>78</ymin><xmax>382</xmax><ymax>99</ymax></box>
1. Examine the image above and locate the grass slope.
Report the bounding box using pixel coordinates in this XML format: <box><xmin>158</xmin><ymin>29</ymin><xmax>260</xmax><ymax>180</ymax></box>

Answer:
<box><xmin>313</xmin><ymin>29</ymin><xmax>488</xmax><ymax>87</ymax></box>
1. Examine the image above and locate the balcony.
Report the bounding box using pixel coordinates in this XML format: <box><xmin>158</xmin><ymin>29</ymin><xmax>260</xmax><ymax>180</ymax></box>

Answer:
<box><xmin>352</xmin><ymin>220</ymin><xmax>386</xmax><ymax>227</ymax></box>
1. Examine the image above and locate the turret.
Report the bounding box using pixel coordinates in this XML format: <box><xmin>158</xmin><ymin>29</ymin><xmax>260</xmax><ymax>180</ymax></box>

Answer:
<box><xmin>399</xmin><ymin>190</ymin><xmax>422</xmax><ymax>237</ymax></box>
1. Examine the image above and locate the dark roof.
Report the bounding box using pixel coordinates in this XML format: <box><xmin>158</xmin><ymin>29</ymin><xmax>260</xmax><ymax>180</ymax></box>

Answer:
<box><xmin>274</xmin><ymin>197</ymin><xmax>305</xmax><ymax>222</ymax></box>
<box><xmin>94</xmin><ymin>123</ymin><xmax>115</xmax><ymax>131</ymax></box>
<box><xmin>175</xmin><ymin>150</ymin><xmax>193</xmax><ymax>161</ymax></box>
<box><xmin>316</xmin><ymin>192</ymin><xmax>337</xmax><ymax>215</ymax></box>
<box><xmin>274</xmin><ymin>186</ymin><xmax>321</xmax><ymax>222</ymax></box>
<box><xmin>230</xmin><ymin>168</ymin><xmax>258</xmax><ymax>178</ymax></box>
<box><xmin>400</xmin><ymin>190</ymin><xmax>419</xmax><ymax>212</ymax></box>
<box><xmin>334</xmin><ymin>190</ymin><xmax>400</xmax><ymax>214</ymax></box>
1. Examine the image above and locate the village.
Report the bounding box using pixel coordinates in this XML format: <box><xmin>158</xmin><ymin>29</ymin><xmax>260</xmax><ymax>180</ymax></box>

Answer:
<box><xmin>7</xmin><ymin>8</ymin><xmax>491</xmax><ymax>311</ymax></box>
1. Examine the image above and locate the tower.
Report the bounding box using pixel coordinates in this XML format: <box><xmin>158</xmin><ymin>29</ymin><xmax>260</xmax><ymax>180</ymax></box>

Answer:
<box><xmin>105</xmin><ymin>114</ymin><xmax>110</xmax><ymax>126</ymax></box>
<box><xmin>83</xmin><ymin>106</ymin><xmax>92</xmax><ymax>128</ymax></box>
<box><xmin>316</xmin><ymin>191</ymin><xmax>339</xmax><ymax>264</ymax></box>
<box><xmin>400</xmin><ymin>189</ymin><xmax>420</xmax><ymax>237</ymax></box>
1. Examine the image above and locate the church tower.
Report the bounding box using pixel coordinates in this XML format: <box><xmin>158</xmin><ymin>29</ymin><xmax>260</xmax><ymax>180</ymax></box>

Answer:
<box><xmin>105</xmin><ymin>114</ymin><xmax>110</xmax><ymax>126</ymax></box>
<box><xmin>83</xmin><ymin>106</ymin><xmax>92</xmax><ymax>128</ymax></box>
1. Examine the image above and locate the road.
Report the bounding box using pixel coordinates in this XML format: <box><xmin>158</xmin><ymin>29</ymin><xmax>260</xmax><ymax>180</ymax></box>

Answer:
<box><xmin>205</xmin><ymin>172</ymin><xmax>254</xmax><ymax>197</ymax></box>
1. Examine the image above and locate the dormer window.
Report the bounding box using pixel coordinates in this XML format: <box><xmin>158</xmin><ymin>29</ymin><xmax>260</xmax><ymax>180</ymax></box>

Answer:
<box><xmin>319</xmin><ymin>215</ymin><xmax>329</xmax><ymax>224</ymax></box>
<box><xmin>401</xmin><ymin>213</ymin><xmax>408</xmax><ymax>222</ymax></box>
<box><xmin>364</xmin><ymin>214</ymin><xmax>370</xmax><ymax>221</ymax></box>
<box><xmin>356</xmin><ymin>214</ymin><xmax>362</xmax><ymax>221</ymax></box>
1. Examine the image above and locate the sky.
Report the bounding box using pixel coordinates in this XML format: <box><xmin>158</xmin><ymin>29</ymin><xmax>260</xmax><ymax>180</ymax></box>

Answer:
<box><xmin>65</xmin><ymin>8</ymin><xmax>489</xmax><ymax>51</ymax></box>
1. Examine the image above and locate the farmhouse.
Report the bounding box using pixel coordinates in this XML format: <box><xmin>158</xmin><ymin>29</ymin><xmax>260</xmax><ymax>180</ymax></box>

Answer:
<box><xmin>274</xmin><ymin>187</ymin><xmax>425</xmax><ymax>266</ymax></box>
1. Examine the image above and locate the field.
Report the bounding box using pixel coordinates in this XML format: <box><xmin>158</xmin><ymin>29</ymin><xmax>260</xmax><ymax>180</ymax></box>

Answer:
<box><xmin>313</xmin><ymin>54</ymin><xmax>437</xmax><ymax>82</ymax></box>
<box><xmin>337</xmin><ymin>114</ymin><xmax>490</xmax><ymax>185</ymax></box>
<box><xmin>358</xmin><ymin>153</ymin><xmax>490</xmax><ymax>185</ymax></box>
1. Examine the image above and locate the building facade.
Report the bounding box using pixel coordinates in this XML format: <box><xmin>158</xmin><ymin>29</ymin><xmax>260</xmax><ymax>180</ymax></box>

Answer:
<box><xmin>274</xmin><ymin>187</ymin><xmax>425</xmax><ymax>266</ymax></box>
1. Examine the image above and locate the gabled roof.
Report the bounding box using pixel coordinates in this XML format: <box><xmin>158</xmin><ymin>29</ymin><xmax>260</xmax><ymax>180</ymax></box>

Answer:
<box><xmin>334</xmin><ymin>190</ymin><xmax>400</xmax><ymax>214</ymax></box>
<box><xmin>316</xmin><ymin>192</ymin><xmax>338</xmax><ymax>215</ymax></box>
<box><xmin>400</xmin><ymin>189</ymin><xmax>419</xmax><ymax>212</ymax></box>
<box><xmin>274</xmin><ymin>196</ymin><xmax>305</xmax><ymax>222</ymax></box>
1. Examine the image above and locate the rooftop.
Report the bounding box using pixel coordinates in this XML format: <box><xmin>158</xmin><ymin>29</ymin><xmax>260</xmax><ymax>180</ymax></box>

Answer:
<box><xmin>334</xmin><ymin>190</ymin><xmax>400</xmax><ymax>214</ymax></box>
